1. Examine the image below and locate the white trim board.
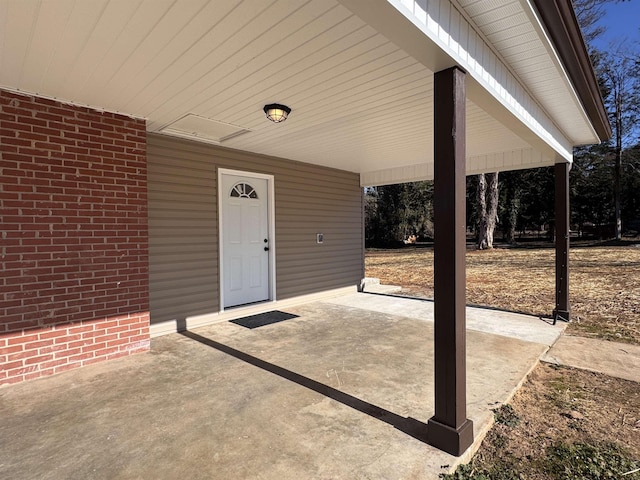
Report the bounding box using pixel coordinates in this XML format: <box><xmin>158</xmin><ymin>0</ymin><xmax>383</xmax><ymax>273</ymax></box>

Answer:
<box><xmin>217</xmin><ymin>168</ymin><xmax>277</xmax><ymax>311</ymax></box>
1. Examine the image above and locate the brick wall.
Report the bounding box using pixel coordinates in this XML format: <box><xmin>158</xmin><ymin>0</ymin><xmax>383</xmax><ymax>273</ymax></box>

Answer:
<box><xmin>0</xmin><ymin>89</ymin><xmax>149</xmax><ymax>385</ymax></box>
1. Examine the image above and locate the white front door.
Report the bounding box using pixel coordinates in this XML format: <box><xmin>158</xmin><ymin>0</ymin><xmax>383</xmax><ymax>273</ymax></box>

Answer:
<box><xmin>220</xmin><ymin>172</ymin><xmax>270</xmax><ymax>308</ymax></box>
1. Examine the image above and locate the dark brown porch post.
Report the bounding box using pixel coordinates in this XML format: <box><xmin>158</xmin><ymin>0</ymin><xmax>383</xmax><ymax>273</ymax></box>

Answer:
<box><xmin>427</xmin><ymin>66</ymin><xmax>474</xmax><ymax>456</ymax></box>
<box><xmin>554</xmin><ymin>162</ymin><xmax>570</xmax><ymax>323</ymax></box>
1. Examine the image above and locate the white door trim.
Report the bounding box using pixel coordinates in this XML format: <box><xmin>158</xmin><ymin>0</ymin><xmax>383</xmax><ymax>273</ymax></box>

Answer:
<box><xmin>218</xmin><ymin>168</ymin><xmax>276</xmax><ymax>312</ymax></box>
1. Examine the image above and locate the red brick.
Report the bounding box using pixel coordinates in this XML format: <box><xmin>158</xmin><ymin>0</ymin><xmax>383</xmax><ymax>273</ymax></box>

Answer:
<box><xmin>106</xmin><ymin>350</ymin><xmax>132</xmax><ymax>360</ymax></box>
<box><xmin>125</xmin><ymin>334</ymin><xmax>150</xmax><ymax>345</ymax></box>
<box><xmin>1</xmin><ymin>105</ymin><xmax>31</xmax><ymax>116</ymax></box>
<box><xmin>34</xmin><ymin>112</ymin><xmax>63</xmax><ymax>122</ymax></box>
<box><xmin>25</xmin><ymin>354</ymin><xmax>54</xmax><ymax>365</ymax></box>
<box><xmin>2</xmin><ymin>136</ymin><xmax>32</xmax><ymax>147</ymax></box>
<box><xmin>67</xmin><ymin>351</ymin><xmax>94</xmax><ymax>363</ymax></box>
<box><xmin>24</xmin><ymin>369</ymin><xmax>54</xmax><ymax>381</ymax></box>
<box><xmin>90</xmin><ymin>121</ymin><xmax>115</xmax><ymax>132</ymax></box>
<box><xmin>93</xmin><ymin>346</ymin><xmax>122</xmax><ymax>358</ymax></box>
<box><xmin>0</xmin><ymin>344</ymin><xmax>23</xmax><ymax>355</ymax></box>
<box><xmin>24</xmin><ymin>339</ymin><xmax>54</xmax><ymax>350</ymax></box>
<box><xmin>3</xmin><ymin>360</ymin><xmax>24</xmax><ymax>371</ymax></box>
<box><xmin>81</xmin><ymin>341</ymin><xmax>108</xmax><ymax>353</ymax></box>
<box><xmin>38</xmin><ymin>329</ymin><xmax>68</xmax><ymax>340</ymax></box>
<box><xmin>8</xmin><ymin>334</ymin><xmax>38</xmax><ymax>346</ymax></box>
<box><xmin>54</xmin><ymin>363</ymin><xmax>80</xmax><ymax>374</ymax></box>
<box><xmin>67</xmin><ymin>324</ymin><xmax>94</xmax><ymax>334</ymax></box>
<box><xmin>32</xmin><ymin>126</ymin><xmax>62</xmax><ymax>137</ymax></box>
<box><xmin>4</xmin><ymin>320</ymin><xmax>40</xmax><ymax>332</ymax></box>
<box><xmin>0</xmin><ymin>375</ymin><xmax>26</xmax><ymax>386</ymax></box>
<box><xmin>7</xmin><ymin>347</ymin><xmax>37</xmax><ymax>361</ymax></box>
<box><xmin>39</xmin><ymin>343</ymin><xmax>71</xmax><ymax>355</ymax></box>
<box><xmin>55</xmin><ymin>347</ymin><xmax>81</xmax><ymax>358</ymax></box>
<box><xmin>40</xmin><ymin>358</ymin><xmax>69</xmax><ymax>370</ymax></box>
<box><xmin>63</xmin><ymin>117</ymin><xmax>91</xmax><ymax>128</ymax></box>
<box><xmin>1</xmin><ymin>120</ymin><xmax>32</xmax><ymax>132</ymax></box>
<box><xmin>66</xmin><ymin>340</ymin><xmax>91</xmax><ymax>350</ymax></box>
<box><xmin>32</xmin><ymin>96</ymin><xmax>59</xmax><ymax>107</ymax></box>
<box><xmin>1</xmin><ymin>88</ymin><xmax>149</xmax><ymax>385</ymax></box>
<box><xmin>17</xmin><ymin>116</ymin><xmax>48</xmax><ymax>127</ymax></box>
<box><xmin>106</xmin><ymin>337</ymin><xmax>130</xmax><ymax>348</ymax></box>
<box><xmin>16</xmin><ymin>131</ymin><xmax>47</xmax><ymax>141</ymax></box>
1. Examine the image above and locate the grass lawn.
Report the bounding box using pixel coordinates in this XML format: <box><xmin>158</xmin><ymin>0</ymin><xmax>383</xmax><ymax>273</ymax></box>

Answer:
<box><xmin>365</xmin><ymin>243</ymin><xmax>640</xmax><ymax>344</ymax></box>
<box><xmin>365</xmin><ymin>244</ymin><xmax>640</xmax><ymax>479</ymax></box>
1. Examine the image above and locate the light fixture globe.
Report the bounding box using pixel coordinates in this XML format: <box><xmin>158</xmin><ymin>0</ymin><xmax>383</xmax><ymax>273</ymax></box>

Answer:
<box><xmin>263</xmin><ymin>103</ymin><xmax>291</xmax><ymax>123</ymax></box>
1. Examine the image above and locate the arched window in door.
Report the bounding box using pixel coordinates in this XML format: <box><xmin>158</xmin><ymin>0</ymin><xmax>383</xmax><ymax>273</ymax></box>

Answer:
<box><xmin>230</xmin><ymin>182</ymin><xmax>258</xmax><ymax>199</ymax></box>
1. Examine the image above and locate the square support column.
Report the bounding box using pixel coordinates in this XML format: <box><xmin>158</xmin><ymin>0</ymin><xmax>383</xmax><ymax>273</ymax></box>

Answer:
<box><xmin>554</xmin><ymin>162</ymin><xmax>571</xmax><ymax>323</ymax></box>
<box><xmin>427</xmin><ymin>66</ymin><xmax>474</xmax><ymax>456</ymax></box>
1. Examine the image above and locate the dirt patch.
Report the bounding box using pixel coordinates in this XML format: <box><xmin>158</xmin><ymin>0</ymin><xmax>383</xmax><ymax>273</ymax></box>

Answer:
<box><xmin>457</xmin><ymin>363</ymin><xmax>640</xmax><ymax>479</ymax></box>
<box><xmin>365</xmin><ymin>245</ymin><xmax>640</xmax><ymax>344</ymax></box>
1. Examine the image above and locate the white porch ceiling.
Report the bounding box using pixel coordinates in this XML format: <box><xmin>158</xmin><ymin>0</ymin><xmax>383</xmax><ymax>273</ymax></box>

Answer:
<box><xmin>0</xmin><ymin>0</ymin><xmax>599</xmax><ymax>185</ymax></box>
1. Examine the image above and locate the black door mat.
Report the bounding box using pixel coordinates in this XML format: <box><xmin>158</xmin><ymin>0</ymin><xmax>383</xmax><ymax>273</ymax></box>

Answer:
<box><xmin>230</xmin><ymin>311</ymin><xmax>299</xmax><ymax>329</ymax></box>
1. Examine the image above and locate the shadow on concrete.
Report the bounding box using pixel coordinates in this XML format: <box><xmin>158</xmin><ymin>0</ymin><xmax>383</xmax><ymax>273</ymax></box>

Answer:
<box><xmin>362</xmin><ymin>291</ymin><xmax>435</xmax><ymax>303</ymax></box>
<box><xmin>363</xmin><ymin>291</ymin><xmax>558</xmax><ymax>324</ymax></box>
<box><xmin>179</xmin><ymin>330</ymin><xmax>430</xmax><ymax>443</ymax></box>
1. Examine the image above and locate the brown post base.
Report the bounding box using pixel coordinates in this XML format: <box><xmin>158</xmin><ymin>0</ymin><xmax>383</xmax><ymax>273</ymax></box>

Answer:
<box><xmin>553</xmin><ymin>308</ymin><xmax>570</xmax><ymax>324</ymax></box>
<box><xmin>427</xmin><ymin>417</ymin><xmax>474</xmax><ymax>456</ymax></box>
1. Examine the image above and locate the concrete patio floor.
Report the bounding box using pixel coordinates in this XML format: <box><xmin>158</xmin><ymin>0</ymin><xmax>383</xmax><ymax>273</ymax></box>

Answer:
<box><xmin>0</xmin><ymin>292</ymin><xmax>565</xmax><ymax>480</ymax></box>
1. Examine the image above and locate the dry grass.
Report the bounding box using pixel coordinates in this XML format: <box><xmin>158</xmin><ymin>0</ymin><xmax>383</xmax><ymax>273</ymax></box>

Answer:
<box><xmin>463</xmin><ymin>363</ymin><xmax>640</xmax><ymax>479</ymax></box>
<box><xmin>365</xmin><ymin>244</ymin><xmax>640</xmax><ymax>344</ymax></box>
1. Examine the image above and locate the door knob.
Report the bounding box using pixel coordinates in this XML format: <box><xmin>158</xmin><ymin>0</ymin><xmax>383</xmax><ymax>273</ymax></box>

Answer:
<box><xmin>264</xmin><ymin>246</ymin><xmax>269</xmax><ymax>251</ymax></box>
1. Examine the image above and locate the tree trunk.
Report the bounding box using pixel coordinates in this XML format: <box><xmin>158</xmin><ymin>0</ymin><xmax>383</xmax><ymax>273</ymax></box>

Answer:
<box><xmin>486</xmin><ymin>172</ymin><xmax>499</xmax><ymax>248</ymax></box>
<box><xmin>609</xmin><ymin>55</ymin><xmax>627</xmax><ymax>241</ymax></box>
<box><xmin>505</xmin><ymin>192</ymin><xmax>519</xmax><ymax>243</ymax></box>
<box><xmin>615</xmin><ymin>147</ymin><xmax>622</xmax><ymax>240</ymax></box>
<box><xmin>476</xmin><ymin>172</ymin><xmax>499</xmax><ymax>249</ymax></box>
<box><xmin>476</xmin><ymin>173</ymin><xmax>488</xmax><ymax>249</ymax></box>
<box><xmin>614</xmin><ymin>98</ymin><xmax>622</xmax><ymax>240</ymax></box>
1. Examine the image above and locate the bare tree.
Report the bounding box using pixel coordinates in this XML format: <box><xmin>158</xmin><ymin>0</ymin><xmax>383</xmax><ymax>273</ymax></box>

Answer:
<box><xmin>573</xmin><ymin>0</ymin><xmax>637</xmax><ymax>239</ymax></box>
<box><xmin>572</xmin><ymin>0</ymin><xmax>630</xmax><ymax>45</ymax></box>
<box><xmin>599</xmin><ymin>46</ymin><xmax>640</xmax><ymax>239</ymax></box>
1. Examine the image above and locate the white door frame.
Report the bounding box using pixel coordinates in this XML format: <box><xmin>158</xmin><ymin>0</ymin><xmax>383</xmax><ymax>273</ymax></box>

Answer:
<box><xmin>218</xmin><ymin>168</ymin><xmax>276</xmax><ymax>311</ymax></box>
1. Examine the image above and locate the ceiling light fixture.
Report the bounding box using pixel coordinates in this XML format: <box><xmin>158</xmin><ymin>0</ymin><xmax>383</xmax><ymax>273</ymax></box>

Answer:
<box><xmin>263</xmin><ymin>103</ymin><xmax>291</xmax><ymax>123</ymax></box>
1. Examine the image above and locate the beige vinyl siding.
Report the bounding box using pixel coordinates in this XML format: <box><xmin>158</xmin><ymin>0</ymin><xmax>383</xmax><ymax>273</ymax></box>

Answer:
<box><xmin>147</xmin><ymin>136</ymin><xmax>219</xmax><ymax>325</ymax></box>
<box><xmin>147</xmin><ymin>134</ymin><xmax>364</xmax><ymax>325</ymax></box>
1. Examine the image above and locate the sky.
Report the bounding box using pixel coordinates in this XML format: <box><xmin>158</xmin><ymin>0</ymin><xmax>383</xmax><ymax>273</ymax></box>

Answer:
<box><xmin>591</xmin><ymin>0</ymin><xmax>640</xmax><ymax>50</ymax></box>
<box><xmin>589</xmin><ymin>1</ymin><xmax>640</xmax><ymax>146</ymax></box>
